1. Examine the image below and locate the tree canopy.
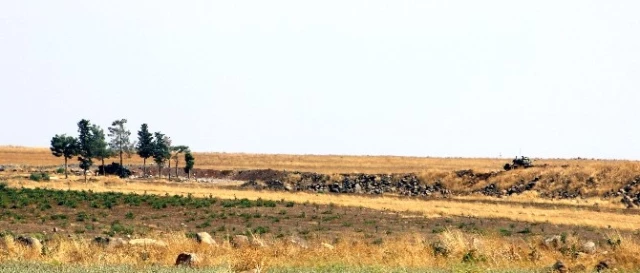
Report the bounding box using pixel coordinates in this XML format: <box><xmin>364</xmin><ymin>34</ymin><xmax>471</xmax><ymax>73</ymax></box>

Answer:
<box><xmin>50</xmin><ymin>134</ymin><xmax>79</xmax><ymax>179</ymax></box>
<box><xmin>108</xmin><ymin>119</ymin><xmax>135</xmax><ymax>169</ymax></box>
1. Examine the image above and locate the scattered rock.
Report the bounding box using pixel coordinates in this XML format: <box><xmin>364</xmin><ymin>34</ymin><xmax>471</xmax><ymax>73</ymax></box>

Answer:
<box><xmin>93</xmin><ymin>236</ymin><xmax>128</xmax><ymax>248</ymax></box>
<box><xmin>581</xmin><ymin>241</ymin><xmax>596</xmax><ymax>254</ymax></box>
<box><xmin>175</xmin><ymin>252</ymin><xmax>198</xmax><ymax>267</ymax></box>
<box><xmin>284</xmin><ymin>183</ymin><xmax>294</xmax><ymax>191</ymax></box>
<box><xmin>544</xmin><ymin>235</ymin><xmax>562</xmax><ymax>249</ymax></box>
<box><xmin>52</xmin><ymin>227</ymin><xmax>61</xmax><ymax>233</ymax></box>
<box><xmin>195</xmin><ymin>232</ymin><xmax>216</xmax><ymax>245</ymax></box>
<box><xmin>231</xmin><ymin>235</ymin><xmax>250</xmax><ymax>248</ymax></box>
<box><xmin>354</xmin><ymin>183</ymin><xmax>363</xmax><ymax>194</ymax></box>
<box><xmin>128</xmin><ymin>238</ymin><xmax>167</xmax><ymax>247</ymax></box>
<box><xmin>16</xmin><ymin>236</ymin><xmax>42</xmax><ymax>254</ymax></box>
<box><xmin>552</xmin><ymin>260</ymin><xmax>568</xmax><ymax>273</ymax></box>
<box><xmin>321</xmin><ymin>242</ymin><xmax>334</xmax><ymax>250</ymax></box>
<box><xmin>595</xmin><ymin>259</ymin><xmax>615</xmax><ymax>272</ymax></box>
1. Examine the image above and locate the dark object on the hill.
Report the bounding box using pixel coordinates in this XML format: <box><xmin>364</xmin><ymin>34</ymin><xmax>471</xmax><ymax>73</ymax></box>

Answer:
<box><xmin>504</xmin><ymin>156</ymin><xmax>534</xmax><ymax>171</ymax></box>
<box><xmin>98</xmin><ymin>162</ymin><xmax>132</xmax><ymax>178</ymax></box>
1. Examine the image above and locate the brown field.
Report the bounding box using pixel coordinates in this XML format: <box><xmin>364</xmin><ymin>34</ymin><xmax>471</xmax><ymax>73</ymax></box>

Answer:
<box><xmin>2</xmin><ymin>146</ymin><xmax>640</xmax><ymax>271</ymax></box>
<box><xmin>2</xmin><ymin>145</ymin><xmax>637</xmax><ymax>174</ymax></box>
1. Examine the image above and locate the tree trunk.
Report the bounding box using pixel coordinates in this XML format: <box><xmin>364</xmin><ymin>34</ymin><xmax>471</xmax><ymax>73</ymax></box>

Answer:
<box><xmin>64</xmin><ymin>157</ymin><xmax>68</xmax><ymax>179</ymax></box>
<box><xmin>187</xmin><ymin>170</ymin><xmax>190</xmax><ymax>180</ymax></box>
<box><xmin>158</xmin><ymin>164</ymin><xmax>161</xmax><ymax>179</ymax></box>
<box><xmin>119</xmin><ymin>150</ymin><xmax>123</xmax><ymax>169</ymax></box>
<box><xmin>143</xmin><ymin>158</ymin><xmax>146</xmax><ymax>178</ymax></box>
<box><xmin>168</xmin><ymin>160</ymin><xmax>171</xmax><ymax>180</ymax></box>
<box><xmin>101</xmin><ymin>158</ymin><xmax>105</xmax><ymax>176</ymax></box>
<box><xmin>84</xmin><ymin>170</ymin><xmax>87</xmax><ymax>183</ymax></box>
<box><xmin>175</xmin><ymin>158</ymin><xmax>179</xmax><ymax>179</ymax></box>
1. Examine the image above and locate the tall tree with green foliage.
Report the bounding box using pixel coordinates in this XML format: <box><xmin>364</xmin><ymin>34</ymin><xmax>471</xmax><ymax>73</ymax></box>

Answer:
<box><xmin>171</xmin><ymin>145</ymin><xmax>189</xmax><ymax>179</ymax></box>
<box><xmin>50</xmin><ymin>134</ymin><xmax>79</xmax><ymax>179</ymax></box>
<box><xmin>184</xmin><ymin>151</ymin><xmax>195</xmax><ymax>180</ymax></box>
<box><xmin>108</xmin><ymin>119</ymin><xmax>135</xmax><ymax>174</ymax></box>
<box><xmin>77</xmin><ymin>119</ymin><xmax>95</xmax><ymax>182</ymax></box>
<box><xmin>152</xmin><ymin>132</ymin><xmax>171</xmax><ymax>179</ymax></box>
<box><xmin>91</xmin><ymin>124</ymin><xmax>111</xmax><ymax>176</ymax></box>
<box><xmin>136</xmin><ymin>124</ymin><xmax>154</xmax><ymax>177</ymax></box>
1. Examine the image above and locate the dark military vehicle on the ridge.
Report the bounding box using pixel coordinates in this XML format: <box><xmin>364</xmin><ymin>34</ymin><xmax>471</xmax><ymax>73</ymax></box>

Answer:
<box><xmin>504</xmin><ymin>156</ymin><xmax>534</xmax><ymax>171</ymax></box>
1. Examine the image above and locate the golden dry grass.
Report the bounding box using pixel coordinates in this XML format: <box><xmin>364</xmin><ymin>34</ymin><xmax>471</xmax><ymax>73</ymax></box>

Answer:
<box><xmin>3</xmin><ymin>145</ymin><xmax>638</xmax><ymax>174</ymax></box>
<box><xmin>4</xmin><ymin>146</ymin><xmax>640</xmax><ymax>270</ymax></box>
<box><xmin>2</xmin><ymin>228</ymin><xmax>638</xmax><ymax>271</ymax></box>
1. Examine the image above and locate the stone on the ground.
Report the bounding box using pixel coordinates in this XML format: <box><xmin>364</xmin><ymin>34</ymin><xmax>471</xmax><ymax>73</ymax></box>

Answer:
<box><xmin>544</xmin><ymin>235</ymin><xmax>562</xmax><ymax>249</ymax></box>
<box><xmin>195</xmin><ymin>232</ymin><xmax>216</xmax><ymax>245</ymax></box>
<box><xmin>128</xmin><ymin>238</ymin><xmax>167</xmax><ymax>247</ymax></box>
<box><xmin>552</xmin><ymin>260</ymin><xmax>568</xmax><ymax>273</ymax></box>
<box><xmin>16</xmin><ymin>236</ymin><xmax>42</xmax><ymax>254</ymax></box>
<box><xmin>175</xmin><ymin>252</ymin><xmax>198</xmax><ymax>267</ymax></box>
<box><xmin>232</xmin><ymin>235</ymin><xmax>250</xmax><ymax>248</ymax></box>
<box><xmin>322</xmin><ymin>242</ymin><xmax>335</xmax><ymax>250</ymax></box>
<box><xmin>581</xmin><ymin>241</ymin><xmax>596</xmax><ymax>254</ymax></box>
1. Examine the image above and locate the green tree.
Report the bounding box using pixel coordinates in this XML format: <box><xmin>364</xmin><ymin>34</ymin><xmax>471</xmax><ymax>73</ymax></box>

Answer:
<box><xmin>91</xmin><ymin>124</ymin><xmax>111</xmax><ymax>176</ymax></box>
<box><xmin>184</xmin><ymin>151</ymin><xmax>195</xmax><ymax>180</ymax></box>
<box><xmin>50</xmin><ymin>134</ymin><xmax>79</xmax><ymax>179</ymax></box>
<box><xmin>77</xmin><ymin>119</ymin><xmax>95</xmax><ymax>182</ymax></box>
<box><xmin>170</xmin><ymin>145</ymin><xmax>189</xmax><ymax>179</ymax></box>
<box><xmin>152</xmin><ymin>132</ymin><xmax>171</xmax><ymax>179</ymax></box>
<box><xmin>108</xmin><ymin>119</ymin><xmax>135</xmax><ymax>175</ymax></box>
<box><xmin>136</xmin><ymin>124</ymin><xmax>154</xmax><ymax>177</ymax></box>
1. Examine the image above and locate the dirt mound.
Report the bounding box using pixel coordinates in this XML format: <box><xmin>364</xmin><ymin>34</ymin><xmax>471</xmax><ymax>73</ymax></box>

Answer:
<box><xmin>132</xmin><ymin>166</ymin><xmax>640</xmax><ymax>207</ymax></box>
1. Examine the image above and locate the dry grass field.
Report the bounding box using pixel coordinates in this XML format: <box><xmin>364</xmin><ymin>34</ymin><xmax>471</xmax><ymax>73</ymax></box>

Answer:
<box><xmin>3</xmin><ymin>145</ymin><xmax>637</xmax><ymax>174</ymax></box>
<box><xmin>2</xmin><ymin>146</ymin><xmax>640</xmax><ymax>272</ymax></box>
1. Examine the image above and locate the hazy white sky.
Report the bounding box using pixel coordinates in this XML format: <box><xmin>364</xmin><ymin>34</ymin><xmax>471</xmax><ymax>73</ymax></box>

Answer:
<box><xmin>1</xmin><ymin>1</ymin><xmax>639</xmax><ymax>159</ymax></box>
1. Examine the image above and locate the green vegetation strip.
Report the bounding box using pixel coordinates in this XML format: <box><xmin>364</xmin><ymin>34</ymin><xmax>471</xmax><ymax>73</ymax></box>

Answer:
<box><xmin>0</xmin><ymin>182</ymin><xmax>277</xmax><ymax>211</ymax></box>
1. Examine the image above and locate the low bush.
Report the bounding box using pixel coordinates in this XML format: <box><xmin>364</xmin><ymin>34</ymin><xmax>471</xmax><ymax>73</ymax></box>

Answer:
<box><xmin>29</xmin><ymin>172</ymin><xmax>50</xmax><ymax>182</ymax></box>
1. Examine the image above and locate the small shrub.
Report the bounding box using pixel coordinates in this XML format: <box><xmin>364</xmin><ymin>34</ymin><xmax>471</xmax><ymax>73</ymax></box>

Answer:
<box><xmin>125</xmin><ymin>211</ymin><xmax>135</xmax><ymax>219</ymax></box>
<box><xmin>499</xmin><ymin>228</ymin><xmax>512</xmax><ymax>237</ymax></box>
<box><xmin>29</xmin><ymin>172</ymin><xmax>50</xmax><ymax>182</ymax></box>
<box><xmin>56</xmin><ymin>167</ymin><xmax>65</xmax><ymax>174</ymax></box>
<box><xmin>253</xmin><ymin>226</ymin><xmax>269</xmax><ymax>234</ymax></box>
<box><xmin>75</xmin><ymin>212</ymin><xmax>88</xmax><ymax>222</ymax></box>
<box><xmin>462</xmin><ymin>249</ymin><xmax>486</xmax><ymax>263</ymax></box>
<box><xmin>432</xmin><ymin>227</ymin><xmax>446</xmax><ymax>234</ymax></box>
<box><xmin>517</xmin><ymin>227</ymin><xmax>532</xmax><ymax>234</ymax></box>
<box><xmin>50</xmin><ymin>214</ymin><xmax>67</xmax><ymax>220</ymax></box>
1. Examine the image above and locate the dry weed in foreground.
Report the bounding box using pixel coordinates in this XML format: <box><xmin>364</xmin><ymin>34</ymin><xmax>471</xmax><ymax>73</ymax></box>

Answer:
<box><xmin>0</xmin><ymin>231</ymin><xmax>634</xmax><ymax>271</ymax></box>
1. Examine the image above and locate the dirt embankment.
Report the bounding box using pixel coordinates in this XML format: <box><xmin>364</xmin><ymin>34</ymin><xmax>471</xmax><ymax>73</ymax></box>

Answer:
<box><xmin>4</xmin><ymin>162</ymin><xmax>640</xmax><ymax>207</ymax></box>
<box><xmin>175</xmin><ymin>167</ymin><xmax>640</xmax><ymax>206</ymax></box>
